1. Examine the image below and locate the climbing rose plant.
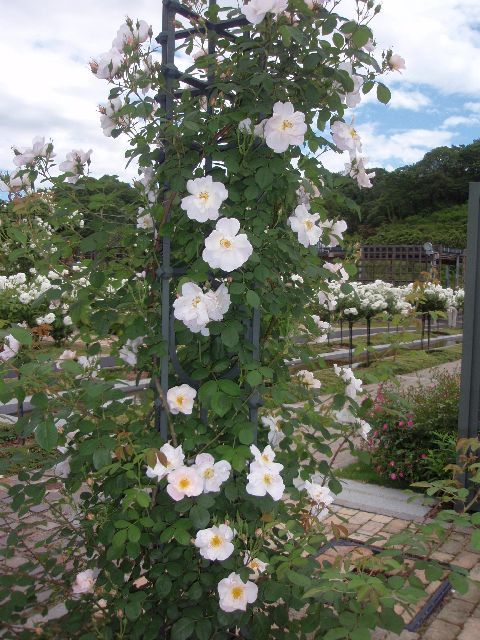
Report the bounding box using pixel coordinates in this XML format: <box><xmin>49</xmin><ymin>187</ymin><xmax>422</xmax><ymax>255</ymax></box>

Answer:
<box><xmin>1</xmin><ymin>2</ymin><xmax>478</xmax><ymax>639</ymax></box>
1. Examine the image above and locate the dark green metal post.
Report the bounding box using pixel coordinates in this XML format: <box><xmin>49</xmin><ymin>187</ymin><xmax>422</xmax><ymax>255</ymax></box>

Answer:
<box><xmin>458</xmin><ymin>183</ymin><xmax>480</xmax><ymax>443</ymax></box>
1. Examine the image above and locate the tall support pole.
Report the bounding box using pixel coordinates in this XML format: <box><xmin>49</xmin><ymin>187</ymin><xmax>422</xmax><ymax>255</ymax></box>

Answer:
<box><xmin>458</xmin><ymin>183</ymin><xmax>480</xmax><ymax>446</ymax></box>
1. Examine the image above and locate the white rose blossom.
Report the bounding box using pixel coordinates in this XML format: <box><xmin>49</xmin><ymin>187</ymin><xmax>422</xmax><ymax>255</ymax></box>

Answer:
<box><xmin>137</xmin><ymin>208</ymin><xmax>154</xmax><ymax>230</ymax></box>
<box><xmin>241</xmin><ymin>0</ymin><xmax>288</xmax><ymax>26</ymax></box>
<box><xmin>119</xmin><ymin>336</ymin><xmax>144</xmax><ymax>367</ymax></box>
<box><xmin>173</xmin><ymin>282</ymin><xmax>231</xmax><ymax>335</ymax></box>
<box><xmin>296</xmin><ymin>369</ymin><xmax>322</xmax><ymax>389</ymax></box>
<box><xmin>59</xmin><ymin>149</ymin><xmax>92</xmax><ymax>184</ymax></box>
<box><xmin>193</xmin><ymin>453</ymin><xmax>231</xmax><ymax>493</ymax></box>
<box><xmin>202</xmin><ymin>218</ymin><xmax>253</xmax><ymax>272</ymax></box>
<box><xmin>331</xmin><ymin>120</ymin><xmax>362</xmax><ymax>154</ymax></box>
<box><xmin>288</xmin><ymin>205</ymin><xmax>322</xmax><ymax>248</ymax></box>
<box><xmin>180</xmin><ymin>175</ymin><xmax>228</xmax><ymax>222</ymax></box>
<box><xmin>264</xmin><ymin>101</ymin><xmax>307</xmax><ymax>153</ymax></box>
<box><xmin>388</xmin><ymin>53</ymin><xmax>406</xmax><ymax>72</ymax></box>
<box><xmin>244</xmin><ymin>555</ymin><xmax>268</xmax><ymax>578</ymax></box>
<box><xmin>261</xmin><ymin>414</ymin><xmax>285</xmax><ymax>447</ymax></box>
<box><xmin>166</xmin><ymin>384</ymin><xmax>197</xmax><ymax>415</ymax></box>
<box><xmin>0</xmin><ymin>335</ymin><xmax>21</xmax><ymax>362</ymax></box>
<box><xmin>146</xmin><ymin>443</ymin><xmax>185</xmax><ymax>481</ymax></box>
<box><xmin>166</xmin><ymin>466</ymin><xmax>203</xmax><ymax>501</ymax></box>
<box><xmin>246</xmin><ymin>460</ymin><xmax>285</xmax><ymax>501</ymax></box>
<box><xmin>194</xmin><ymin>524</ymin><xmax>235</xmax><ymax>561</ymax></box>
<box><xmin>91</xmin><ymin>48</ymin><xmax>124</xmax><ymax>80</ymax></box>
<box><xmin>217</xmin><ymin>572</ymin><xmax>258</xmax><ymax>612</ymax></box>
<box><xmin>112</xmin><ymin>20</ymin><xmax>151</xmax><ymax>51</ymax></box>
<box><xmin>72</xmin><ymin>569</ymin><xmax>97</xmax><ymax>595</ymax></box>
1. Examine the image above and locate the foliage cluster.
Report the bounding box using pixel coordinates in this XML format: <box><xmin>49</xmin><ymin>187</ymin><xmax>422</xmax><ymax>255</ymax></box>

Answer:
<box><xmin>367</xmin><ymin>370</ymin><xmax>460</xmax><ymax>483</ymax></box>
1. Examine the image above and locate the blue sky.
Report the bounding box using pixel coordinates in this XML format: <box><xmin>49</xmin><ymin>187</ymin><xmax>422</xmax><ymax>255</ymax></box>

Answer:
<box><xmin>0</xmin><ymin>0</ymin><xmax>479</xmax><ymax>189</ymax></box>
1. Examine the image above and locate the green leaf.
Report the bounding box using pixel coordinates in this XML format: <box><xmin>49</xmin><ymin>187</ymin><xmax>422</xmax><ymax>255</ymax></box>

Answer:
<box><xmin>471</xmin><ymin>529</ymin><xmax>480</xmax><ymax>550</ymax></box>
<box><xmin>255</xmin><ymin>167</ymin><xmax>273</xmax><ymax>189</ymax></box>
<box><xmin>9</xmin><ymin>327</ymin><xmax>32</xmax><ymax>346</ymax></box>
<box><xmin>246</xmin><ymin>290</ymin><xmax>260</xmax><ymax>308</ymax></box>
<box><xmin>211</xmin><ymin>392</ymin><xmax>232</xmax><ymax>417</ymax></box>
<box><xmin>377</xmin><ymin>83</ymin><xmax>392</xmax><ymax>104</ymax></box>
<box><xmin>221</xmin><ymin>325</ymin><xmax>239</xmax><ymax>348</ymax></box>
<box><xmin>238</xmin><ymin>425</ymin><xmax>254</xmax><ymax>445</ymax></box>
<box><xmin>195</xmin><ymin>620</ymin><xmax>212</xmax><ymax>640</ymax></box>
<box><xmin>351</xmin><ymin>25</ymin><xmax>372</xmax><ymax>48</ymax></box>
<box><xmin>112</xmin><ymin>529</ymin><xmax>128</xmax><ymax>548</ymax></box>
<box><xmin>351</xmin><ymin>629</ymin><xmax>371</xmax><ymax>640</ymax></box>
<box><xmin>449</xmin><ymin>571</ymin><xmax>469</xmax><ymax>594</ymax></box>
<box><xmin>218</xmin><ymin>379</ymin><xmax>242</xmax><ymax>396</ymax></box>
<box><xmin>35</xmin><ymin>421</ymin><xmax>58</xmax><ymax>451</ymax></box>
<box><xmin>128</xmin><ymin>525</ymin><xmax>141</xmax><ymax>543</ymax></box>
<box><xmin>155</xmin><ymin>575</ymin><xmax>172</xmax><ymax>597</ymax></box>
<box><xmin>93</xmin><ymin>448</ymin><xmax>111</xmax><ymax>470</ymax></box>
<box><xmin>286</xmin><ymin>569</ymin><xmax>312</xmax><ymax>588</ymax></box>
<box><xmin>471</xmin><ymin>512</ymin><xmax>480</xmax><ymax>525</ymax></box>
<box><xmin>125</xmin><ymin>601</ymin><xmax>142</xmax><ymax>621</ymax></box>
<box><xmin>171</xmin><ymin>617</ymin><xmax>195</xmax><ymax>640</ymax></box>
<box><xmin>189</xmin><ymin>505</ymin><xmax>210</xmax><ymax>529</ymax></box>
<box><xmin>246</xmin><ymin>370</ymin><xmax>262</xmax><ymax>386</ymax></box>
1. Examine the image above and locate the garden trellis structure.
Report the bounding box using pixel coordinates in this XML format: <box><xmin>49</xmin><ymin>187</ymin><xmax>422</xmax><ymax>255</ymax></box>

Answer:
<box><xmin>153</xmin><ymin>0</ymin><xmax>262</xmax><ymax>441</ymax></box>
<box><xmin>458</xmin><ymin>183</ymin><xmax>480</xmax><ymax>452</ymax></box>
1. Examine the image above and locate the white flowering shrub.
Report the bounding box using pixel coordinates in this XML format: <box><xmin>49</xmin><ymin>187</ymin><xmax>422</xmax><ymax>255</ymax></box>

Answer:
<box><xmin>0</xmin><ymin>3</ymin><xmax>474</xmax><ymax>639</ymax></box>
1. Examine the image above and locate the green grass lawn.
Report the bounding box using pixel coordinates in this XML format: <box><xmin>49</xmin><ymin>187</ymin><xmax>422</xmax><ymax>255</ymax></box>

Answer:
<box><xmin>299</xmin><ymin>343</ymin><xmax>463</xmax><ymax>394</ymax></box>
<box><xmin>336</xmin><ymin>460</ymin><xmax>410</xmax><ymax>489</ymax></box>
<box><xmin>0</xmin><ymin>421</ymin><xmax>57</xmax><ymax>475</ymax></box>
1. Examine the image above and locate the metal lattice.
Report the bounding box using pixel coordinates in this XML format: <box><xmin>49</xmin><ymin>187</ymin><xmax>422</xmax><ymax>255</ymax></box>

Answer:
<box><xmin>152</xmin><ymin>0</ymin><xmax>261</xmax><ymax>441</ymax></box>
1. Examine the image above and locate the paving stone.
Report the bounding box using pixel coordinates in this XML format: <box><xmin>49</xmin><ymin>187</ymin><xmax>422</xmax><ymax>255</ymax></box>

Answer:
<box><xmin>469</xmin><ymin>563</ymin><xmax>480</xmax><ymax>582</ymax></box>
<box><xmin>437</xmin><ymin>599</ymin><xmax>475</xmax><ymax>626</ymax></box>
<box><xmin>422</xmin><ymin>619</ymin><xmax>461</xmax><ymax>640</ymax></box>
<box><xmin>356</xmin><ymin>521</ymin><xmax>385</xmax><ymax>535</ymax></box>
<box><xmin>383</xmin><ymin>518</ymin><xmax>410</xmax><ymax>533</ymax></box>
<box><xmin>383</xmin><ymin>631</ymin><xmax>419</xmax><ymax>640</ymax></box>
<box><xmin>472</xmin><ymin>604</ymin><xmax>480</xmax><ymax>618</ymax></box>
<box><xmin>349</xmin><ymin>511</ymin><xmax>375</xmax><ymax>525</ymax></box>
<box><xmin>453</xmin><ymin>580</ymin><xmax>480</xmax><ymax>604</ymax></box>
<box><xmin>439</xmin><ymin>540</ymin><xmax>465</xmax><ymax>555</ymax></box>
<box><xmin>457</xmin><ymin>619</ymin><xmax>480</xmax><ymax>640</ymax></box>
<box><xmin>431</xmin><ymin>551</ymin><xmax>455</xmax><ymax>563</ymax></box>
<box><xmin>452</xmin><ymin>552</ymin><xmax>480</xmax><ymax>570</ymax></box>
<box><xmin>371</xmin><ymin>514</ymin><xmax>393</xmax><ymax>523</ymax></box>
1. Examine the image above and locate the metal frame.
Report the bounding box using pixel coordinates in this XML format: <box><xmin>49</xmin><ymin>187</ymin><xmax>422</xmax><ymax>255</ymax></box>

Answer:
<box><xmin>153</xmin><ymin>1</ymin><xmax>260</xmax><ymax>441</ymax></box>
<box><xmin>458</xmin><ymin>183</ymin><xmax>480</xmax><ymax>443</ymax></box>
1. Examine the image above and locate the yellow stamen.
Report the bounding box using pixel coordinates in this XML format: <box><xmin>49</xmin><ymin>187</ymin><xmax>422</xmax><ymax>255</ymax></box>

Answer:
<box><xmin>198</xmin><ymin>191</ymin><xmax>210</xmax><ymax>202</ymax></box>
<box><xmin>231</xmin><ymin>586</ymin><xmax>244</xmax><ymax>600</ymax></box>
<box><xmin>220</xmin><ymin>238</ymin><xmax>232</xmax><ymax>249</ymax></box>
<box><xmin>179</xmin><ymin>478</ymin><xmax>190</xmax><ymax>490</ymax></box>
<box><xmin>176</xmin><ymin>395</ymin><xmax>184</xmax><ymax>405</ymax></box>
<box><xmin>192</xmin><ymin>296</ymin><xmax>201</xmax><ymax>308</ymax></box>
<box><xmin>263</xmin><ymin>474</ymin><xmax>272</xmax><ymax>485</ymax></box>
<box><xmin>261</xmin><ymin>455</ymin><xmax>270</xmax><ymax>463</ymax></box>
<box><xmin>350</xmin><ymin>127</ymin><xmax>357</xmax><ymax>137</ymax></box>
<box><xmin>210</xmin><ymin>535</ymin><xmax>222</xmax><ymax>547</ymax></box>
<box><xmin>204</xmin><ymin>468</ymin><xmax>215</xmax><ymax>479</ymax></box>
<box><xmin>282</xmin><ymin>119</ymin><xmax>293</xmax><ymax>130</ymax></box>
<box><xmin>304</xmin><ymin>220</ymin><xmax>314</xmax><ymax>230</ymax></box>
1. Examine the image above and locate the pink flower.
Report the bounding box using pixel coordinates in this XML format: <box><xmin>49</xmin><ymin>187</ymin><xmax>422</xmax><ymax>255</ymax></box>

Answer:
<box><xmin>389</xmin><ymin>461</ymin><xmax>395</xmax><ymax>467</ymax></box>
<box><xmin>390</xmin><ymin>473</ymin><xmax>397</xmax><ymax>480</ymax></box>
<box><xmin>407</xmin><ymin>420</ymin><xmax>414</xmax><ymax>427</ymax></box>
<box><xmin>399</xmin><ymin>472</ymin><xmax>404</xmax><ymax>478</ymax></box>
<box><xmin>373</xmin><ymin>431</ymin><xmax>378</xmax><ymax>437</ymax></box>
<box><xmin>420</xmin><ymin>453</ymin><xmax>427</xmax><ymax>459</ymax></box>
<box><xmin>398</xmin><ymin>421</ymin><xmax>405</xmax><ymax>427</ymax></box>
<box><xmin>383</xmin><ymin>424</ymin><xmax>388</xmax><ymax>431</ymax></box>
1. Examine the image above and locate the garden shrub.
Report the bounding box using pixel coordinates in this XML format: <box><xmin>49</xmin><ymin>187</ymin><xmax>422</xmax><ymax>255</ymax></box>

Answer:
<box><xmin>368</xmin><ymin>371</ymin><xmax>460</xmax><ymax>483</ymax></box>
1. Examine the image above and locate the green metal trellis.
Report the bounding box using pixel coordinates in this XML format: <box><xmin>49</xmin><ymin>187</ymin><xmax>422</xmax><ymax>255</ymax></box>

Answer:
<box><xmin>152</xmin><ymin>0</ymin><xmax>261</xmax><ymax>441</ymax></box>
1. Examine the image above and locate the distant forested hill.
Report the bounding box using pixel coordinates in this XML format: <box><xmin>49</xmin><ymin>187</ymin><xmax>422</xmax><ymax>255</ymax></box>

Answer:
<box><xmin>334</xmin><ymin>139</ymin><xmax>480</xmax><ymax>247</ymax></box>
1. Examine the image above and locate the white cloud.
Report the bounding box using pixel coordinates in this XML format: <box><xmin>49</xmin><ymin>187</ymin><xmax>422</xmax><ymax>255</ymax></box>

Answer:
<box><xmin>388</xmin><ymin>89</ymin><xmax>432</xmax><ymax>112</ymax></box>
<box><xmin>370</xmin><ymin>0</ymin><xmax>480</xmax><ymax>97</ymax></box>
<box><xmin>441</xmin><ymin>115</ymin><xmax>480</xmax><ymax>129</ymax></box>
<box><xmin>465</xmin><ymin>102</ymin><xmax>480</xmax><ymax>114</ymax></box>
<box><xmin>321</xmin><ymin>123</ymin><xmax>455</xmax><ymax>172</ymax></box>
<box><xmin>0</xmin><ymin>0</ymin><xmax>479</xmax><ymax>184</ymax></box>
